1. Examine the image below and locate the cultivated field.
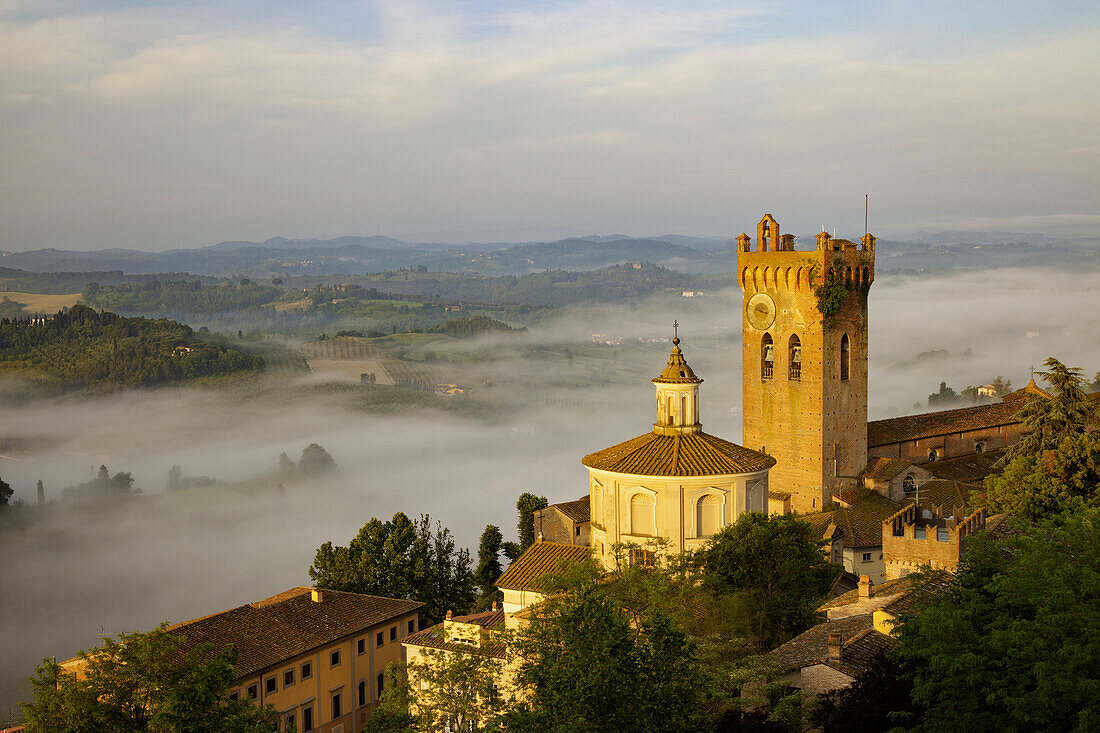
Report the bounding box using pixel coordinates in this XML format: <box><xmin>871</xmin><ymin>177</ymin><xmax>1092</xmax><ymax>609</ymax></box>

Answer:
<box><xmin>0</xmin><ymin>292</ymin><xmax>81</xmax><ymax>314</ymax></box>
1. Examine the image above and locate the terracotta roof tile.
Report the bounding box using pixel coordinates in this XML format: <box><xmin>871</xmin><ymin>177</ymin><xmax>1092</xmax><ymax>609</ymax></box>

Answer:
<box><xmin>167</xmin><ymin>587</ymin><xmax>422</xmax><ymax>679</ymax></box>
<box><xmin>451</xmin><ymin>609</ymin><xmax>506</xmax><ymax>629</ymax></box>
<box><xmin>912</xmin><ymin>479</ymin><xmax>974</xmax><ymax>512</ymax></box>
<box><xmin>768</xmin><ymin>614</ymin><xmax>891</xmax><ymax>677</ymax></box>
<box><xmin>868</xmin><ymin>401</ymin><xmax>1021</xmax><ymax>447</ymax></box>
<box><xmin>806</xmin><ymin>490</ymin><xmax>901</xmax><ymax>548</ymax></box>
<box><xmin>549</xmin><ymin>496</ymin><xmax>591</xmax><ymax>523</ymax></box>
<box><xmin>495</xmin><ymin>541</ymin><xmax>591</xmax><ymax>592</ymax></box>
<box><xmin>863</xmin><ymin>457</ymin><xmax>913</xmax><ymax>481</ymax></box>
<box><xmin>926</xmin><ymin>449</ymin><xmax>1004</xmax><ymax>485</ymax></box>
<box><xmin>881</xmin><ymin>571</ymin><xmax>954</xmax><ymax>616</ymax></box>
<box><xmin>402</xmin><ymin>627</ymin><xmax>508</xmax><ymax>660</ymax></box>
<box><xmin>582</xmin><ymin>431</ymin><xmax>775</xmax><ymax>476</ymax></box>
<box><xmin>817</xmin><ymin>576</ymin><xmax>911</xmax><ymax>612</ymax></box>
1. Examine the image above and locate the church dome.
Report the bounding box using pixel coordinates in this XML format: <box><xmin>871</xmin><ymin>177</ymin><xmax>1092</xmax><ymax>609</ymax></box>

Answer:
<box><xmin>582</xmin><ymin>431</ymin><xmax>775</xmax><ymax>477</ymax></box>
<box><xmin>652</xmin><ymin>337</ymin><xmax>702</xmax><ymax>384</ymax></box>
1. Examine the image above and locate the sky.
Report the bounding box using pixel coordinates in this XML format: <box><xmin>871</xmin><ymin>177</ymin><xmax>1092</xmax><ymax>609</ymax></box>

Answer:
<box><xmin>1</xmin><ymin>0</ymin><xmax>1098</xmax><ymax>250</ymax></box>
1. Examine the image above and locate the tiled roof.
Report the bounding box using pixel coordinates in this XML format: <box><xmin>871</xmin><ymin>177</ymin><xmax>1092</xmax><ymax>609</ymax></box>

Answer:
<box><xmin>769</xmin><ymin>490</ymin><xmax>792</xmax><ymax>501</ymax></box>
<box><xmin>549</xmin><ymin>495</ymin><xmax>591</xmax><ymax>523</ymax></box>
<box><xmin>583</xmin><ymin>430</ymin><xmax>775</xmax><ymax>476</ymax></box>
<box><xmin>768</xmin><ymin>614</ymin><xmax>891</xmax><ymax>678</ymax></box>
<box><xmin>827</xmin><ymin>571</ymin><xmax>860</xmax><ymax>599</ymax></box>
<box><xmin>402</xmin><ymin>626</ymin><xmax>508</xmax><ymax>660</ymax></box>
<box><xmin>495</xmin><ymin>541</ymin><xmax>591</xmax><ymax>592</ymax></box>
<box><xmin>926</xmin><ymin>449</ymin><xmax>1004</xmax><ymax>485</ymax></box>
<box><xmin>167</xmin><ymin>587</ymin><xmax>422</xmax><ymax>679</ymax></box>
<box><xmin>806</xmin><ymin>490</ymin><xmax>901</xmax><ymax>549</ymax></box>
<box><xmin>1001</xmin><ymin>379</ymin><xmax>1051</xmax><ymax>402</ymax></box>
<box><xmin>451</xmin><ymin>609</ymin><xmax>506</xmax><ymax>629</ymax></box>
<box><xmin>863</xmin><ymin>457</ymin><xmax>913</xmax><ymax>482</ymax></box>
<box><xmin>912</xmin><ymin>480</ymin><xmax>974</xmax><ymax>512</ymax></box>
<box><xmin>817</xmin><ymin>576</ymin><xmax>911</xmax><ymax>612</ymax></box>
<box><xmin>868</xmin><ymin>401</ymin><xmax>1021</xmax><ymax>447</ymax></box>
<box><xmin>881</xmin><ymin>571</ymin><xmax>954</xmax><ymax>617</ymax></box>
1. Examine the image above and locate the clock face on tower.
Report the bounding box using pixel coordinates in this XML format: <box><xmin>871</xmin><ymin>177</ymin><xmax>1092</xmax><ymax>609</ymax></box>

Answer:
<box><xmin>746</xmin><ymin>292</ymin><xmax>776</xmax><ymax>331</ymax></box>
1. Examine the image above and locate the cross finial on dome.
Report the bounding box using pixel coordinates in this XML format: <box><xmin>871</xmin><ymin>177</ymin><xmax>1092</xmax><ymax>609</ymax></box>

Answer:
<box><xmin>673</xmin><ymin>319</ymin><xmax>679</xmax><ymax>345</ymax></box>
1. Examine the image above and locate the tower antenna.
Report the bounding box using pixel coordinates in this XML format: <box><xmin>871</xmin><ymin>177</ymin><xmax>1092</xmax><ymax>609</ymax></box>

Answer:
<box><xmin>865</xmin><ymin>194</ymin><xmax>868</xmax><ymax>237</ymax></box>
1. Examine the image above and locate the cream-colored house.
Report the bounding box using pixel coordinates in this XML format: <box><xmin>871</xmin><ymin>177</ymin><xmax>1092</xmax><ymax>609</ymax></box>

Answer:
<box><xmin>581</xmin><ymin>338</ymin><xmax>775</xmax><ymax>569</ymax></box>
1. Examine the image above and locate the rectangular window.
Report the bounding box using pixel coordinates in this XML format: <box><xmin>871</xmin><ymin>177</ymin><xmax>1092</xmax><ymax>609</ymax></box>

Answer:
<box><xmin>408</xmin><ymin>619</ymin><xmax>416</xmax><ymax>634</ymax></box>
<box><xmin>937</xmin><ymin>527</ymin><xmax>949</xmax><ymax>542</ymax></box>
<box><xmin>284</xmin><ymin>713</ymin><xmax>295</xmax><ymax>731</ymax></box>
<box><xmin>330</xmin><ymin>649</ymin><xmax>341</xmax><ymax>667</ymax></box>
<box><xmin>376</xmin><ymin>631</ymin><xmax>384</xmax><ymax>647</ymax></box>
<box><xmin>284</xmin><ymin>669</ymin><xmax>294</xmax><ymax>687</ymax></box>
<box><xmin>303</xmin><ymin>706</ymin><xmax>314</xmax><ymax>732</ymax></box>
<box><xmin>357</xmin><ymin>638</ymin><xmax>365</xmax><ymax>655</ymax></box>
<box><xmin>265</xmin><ymin>676</ymin><xmax>276</xmax><ymax>694</ymax></box>
<box><xmin>229</xmin><ymin>691</ymin><xmax>239</xmax><ymax>701</ymax></box>
<box><xmin>861</xmin><ymin>552</ymin><xmax>872</xmax><ymax>562</ymax></box>
<box><xmin>390</xmin><ymin>626</ymin><xmax>397</xmax><ymax>642</ymax></box>
<box><xmin>629</xmin><ymin>548</ymin><xmax>656</xmax><ymax>568</ymax></box>
<box><xmin>332</xmin><ymin>692</ymin><xmax>342</xmax><ymax>720</ymax></box>
<box><xmin>247</xmin><ymin>684</ymin><xmax>258</xmax><ymax>700</ymax></box>
<box><xmin>915</xmin><ymin>525</ymin><xmax>927</xmax><ymax>540</ymax></box>
<box><xmin>301</xmin><ymin>661</ymin><xmax>312</xmax><ymax>680</ymax></box>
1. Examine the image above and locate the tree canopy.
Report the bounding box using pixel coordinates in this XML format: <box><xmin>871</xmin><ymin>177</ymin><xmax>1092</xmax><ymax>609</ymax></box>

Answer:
<box><xmin>893</xmin><ymin>509</ymin><xmax>1100</xmax><ymax>732</ymax></box>
<box><xmin>983</xmin><ymin>431</ymin><xmax>1100</xmax><ymax>520</ymax></box>
<box><xmin>308</xmin><ymin>512</ymin><xmax>475</xmax><ymax>624</ymax></box>
<box><xmin>22</xmin><ymin>625</ymin><xmax>276</xmax><ymax>733</ymax></box>
<box><xmin>1007</xmin><ymin>356</ymin><xmax>1095</xmax><ymax>461</ymax></box>
<box><xmin>696</xmin><ymin>513</ymin><xmax>837</xmax><ymax>645</ymax></box>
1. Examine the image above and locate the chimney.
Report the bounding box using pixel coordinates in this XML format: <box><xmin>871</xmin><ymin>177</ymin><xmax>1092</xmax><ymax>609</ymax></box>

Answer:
<box><xmin>445</xmin><ymin>609</ymin><xmax>453</xmax><ymax>620</ymax></box>
<box><xmin>827</xmin><ymin>633</ymin><xmax>843</xmax><ymax>662</ymax></box>
<box><xmin>858</xmin><ymin>575</ymin><xmax>872</xmax><ymax>598</ymax></box>
<box><xmin>311</xmin><ymin>588</ymin><xmax>324</xmax><ymax>603</ymax></box>
<box><xmin>492</xmin><ymin>600</ymin><xmax>500</xmax><ymax>612</ymax></box>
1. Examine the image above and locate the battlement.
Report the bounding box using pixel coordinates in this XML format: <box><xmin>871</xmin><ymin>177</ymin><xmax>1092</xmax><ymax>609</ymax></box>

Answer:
<box><xmin>736</xmin><ymin>216</ymin><xmax>875</xmax><ymax>294</ymax></box>
<box><xmin>736</xmin><ymin>214</ymin><xmax>876</xmax><ymax>254</ymax></box>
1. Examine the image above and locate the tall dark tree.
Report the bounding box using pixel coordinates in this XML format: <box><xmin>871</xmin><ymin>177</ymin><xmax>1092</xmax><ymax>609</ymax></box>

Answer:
<box><xmin>1007</xmin><ymin>356</ymin><xmax>1095</xmax><ymax>461</ymax></box>
<box><xmin>475</xmin><ymin>524</ymin><xmax>504</xmax><ymax>603</ymax></box>
<box><xmin>298</xmin><ymin>443</ymin><xmax>336</xmax><ymax>477</ymax></box>
<box><xmin>0</xmin><ymin>475</ymin><xmax>12</xmax><ymax>506</ymax></box>
<box><xmin>812</xmin><ymin>650</ymin><xmax>920</xmax><ymax>732</ymax></box>
<box><xmin>697</xmin><ymin>513</ymin><xmax>836</xmax><ymax>645</ymax></box>
<box><xmin>983</xmin><ymin>430</ymin><xmax>1100</xmax><ymax>520</ymax></box>
<box><xmin>515</xmin><ymin>492</ymin><xmax>548</xmax><ymax>553</ymax></box>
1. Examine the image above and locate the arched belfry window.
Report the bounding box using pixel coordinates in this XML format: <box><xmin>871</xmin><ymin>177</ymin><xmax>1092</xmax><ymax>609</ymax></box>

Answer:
<box><xmin>761</xmin><ymin>334</ymin><xmax>774</xmax><ymax>380</ymax></box>
<box><xmin>788</xmin><ymin>335</ymin><xmax>801</xmax><ymax>381</ymax></box>
<box><xmin>840</xmin><ymin>333</ymin><xmax>850</xmax><ymax>382</ymax></box>
<box><xmin>927</xmin><ymin>448</ymin><xmax>938</xmax><ymax>462</ymax></box>
<box><xmin>903</xmin><ymin>474</ymin><xmax>916</xmax><ymax>495</ymax></box>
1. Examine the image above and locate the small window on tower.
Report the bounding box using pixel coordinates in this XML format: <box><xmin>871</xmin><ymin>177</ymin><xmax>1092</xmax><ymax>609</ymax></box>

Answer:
<box><xmin>840</xmin><ymin>333</ymin><xmax>850</xmax><ymax>382</ymax></box>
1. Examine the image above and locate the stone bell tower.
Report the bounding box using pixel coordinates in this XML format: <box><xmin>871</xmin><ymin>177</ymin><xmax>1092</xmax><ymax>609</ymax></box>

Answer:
<box><xmin>736</xmin><ymin>215</ymin><xmax>875</xmax><ymax>513</ymax></box>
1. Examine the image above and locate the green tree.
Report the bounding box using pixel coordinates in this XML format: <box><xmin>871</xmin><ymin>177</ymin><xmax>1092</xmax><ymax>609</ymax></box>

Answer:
<box><xmin>0</xmin><ymin>475</ymin><xmax>11</xmax><ymax>506</ymax></box>
<box><xmin>893</xmin><ymin>510</ymin><xmax>1100</xmax><ymax>732</ymax></box>
<box><xmin>1007</xmin><ymin>356</ymin><xmax>1095</xmax><ymax>461</ymax></box>
<box><xmin>811</xmin><ymin>650</ymin><xmax>920</xmax><ymax>732</ymax></box>
<box><xmin>298</xmin><ymin>443</ymin><xmax>335</xmax><ymax>477</ymax></box>
<box><xmin>408</xmin><ymin>646</ymin><xmax>507</xmax><ymax>731</ymax></box>
<box><xmin>22</xmin><ymin>625</ymin><xmax>277</xmax><ymax>732</ymax></box>
<box><xmin>504</xmin><ymin>582</ymin><xmax>702</xmax><ymax>733</ymax></box>
<box><xmin>515</xmin><ymin>492</ymin><xmax>548</xmax><ymax>554</ymax></box>
<box><xmin>364</xmin><ymin>662</ymin><xmax>418</xmax><ymax>733</ymax></box>
<box><xmin>475</xmin><ymin>525</ymin><xmax>504</xmax><ymax>604</ymax></box>
<box><xmin>983</xmin><ymin>431</ymin><xmax>1100</xmax><ymax>520</ymax></box>
<box><xmin>309</xmin><ymin>513</ymin><xmax>475</xmax><ymax>624</ymax></box>
<box><xmin>697</xmin><ymin>513</ymin><xmax>836</xmax><ymax>646</ymax></box>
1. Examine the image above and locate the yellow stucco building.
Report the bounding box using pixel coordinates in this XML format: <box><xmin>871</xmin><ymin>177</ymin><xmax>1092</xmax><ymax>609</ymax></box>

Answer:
<box><xmin>582</xmin><ymin>336</ymin><xmax>775</xmax><ymax>569</ymax></box>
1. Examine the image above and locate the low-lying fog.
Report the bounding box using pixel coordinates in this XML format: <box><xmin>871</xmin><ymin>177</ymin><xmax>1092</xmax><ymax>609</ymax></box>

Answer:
<box><xmin>1</xmin><ymin>266</ymin><xmax>1098</xmax><ymax>718</ymax></box>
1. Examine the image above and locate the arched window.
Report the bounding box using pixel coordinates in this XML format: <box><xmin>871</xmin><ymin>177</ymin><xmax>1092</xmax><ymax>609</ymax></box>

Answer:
<box><xmin>903</xmin><ymin>474</ymin><xmax>916</xmax><ymax>495</ymax></box>
<box><xmin>629</xmin><ymin>492</ymin><xmax>655</xmax><ymax>536</ymax></box>
<box><xmin>840</xmin><ymin>333</ymin><xmax>850</xmax><ymax>381</ymax></box>
<box><xmin>377</xmin><ymin>672</ymin><xmax>385</xmax><ymax>698</ymax></box>
<box><xmin>592</xmin><ymin>485</ymin><xmax>602</xmax><ymax>526</ymax></box>
<box><xmin>696</xmin><ymin>495</ymin><xmax>720</xmax><ymax>538</ymax></box>
<box><xmin>788</xmin><ymin>335</ymin><xmax>801</xmax><ymax>381</ymax></box>
<box><xmin>358</xmin><ymin>680</ymin><xmax>366</xmax><ymax>707</ymax></box>
<box><xmin>666</xmin><ymin>396</ymin><xmax>674</xmax><ymax>426</ymax></box>
<box><xmin>761</xmin><ymin>334</ymin><xmax>774</xmax><ymax>380</ymax></box>
<box><xmin>927</xmin><ymin>448</ymin><xmax>938</xmax><ymax>462</ymax></box>
<box><xmin>975</xmin><ymin>442</ymin><xmax>985</xmax><ymax>454</ymax></box>
<box><xmin>681</xmin><ymin>395</ymin><xmax>687</xmax><ymax>424</ymax></box>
